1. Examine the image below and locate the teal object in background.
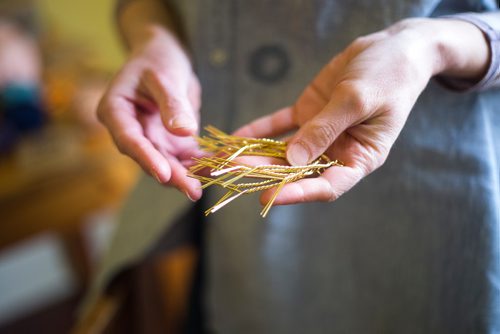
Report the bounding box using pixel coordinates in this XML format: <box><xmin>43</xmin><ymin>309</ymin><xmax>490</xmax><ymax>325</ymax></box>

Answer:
<box><xmin>0</xmin><ymin>83</ymin><xmax>45</xmax><ymax>132</ymax></box>
<box><xmin>0</xmin><ymin>83</ymin><xmax>45</xmax><ymax>153</ymax></box>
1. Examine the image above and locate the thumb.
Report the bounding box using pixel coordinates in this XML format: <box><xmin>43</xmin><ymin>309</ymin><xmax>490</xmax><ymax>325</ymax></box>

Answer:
<box><xmin>287</xmin><ymin>97</ymin><xmax>359</xmax><ymax>166</ymax></box>
<box><xmin>144</xmin><ymin>70</ymin><xmax>198</xmax><ymax>136</ymax></box>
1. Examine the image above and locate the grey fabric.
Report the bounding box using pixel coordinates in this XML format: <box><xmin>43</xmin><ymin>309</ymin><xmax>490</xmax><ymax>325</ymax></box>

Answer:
<box><xmin>188</xmin><ymin>1</ymin><xmax>500</xmax><ymax>333</ymax></box>
<box><xmin>86</xmin><ymin>0</ymin><xmax>500</xmax><ymax>333</ymax></box>
<box><xmin>79</xmin><ymin>175</ymin><xmax>192</xmax><ymax>318</ymax></box>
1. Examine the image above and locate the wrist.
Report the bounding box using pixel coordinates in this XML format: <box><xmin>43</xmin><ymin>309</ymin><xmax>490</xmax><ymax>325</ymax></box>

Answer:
<box><xmin>390</xmin><ymin>18</ymin><xmax>489</xmax><ymax>81</ymax></box>
<box><xmin>127</xmin><ymin>23</ymin><xmax>180</xmax><ymax>53</ymax></box>
<box><xmin>118</xmin><ymin>0</ymin><xmax>183</xmax><ymax>51</ymax></box>
<box><xmin>421</xmin><ymin>18</ymin><xmax>489</xmax><ymax>80</ymax></box>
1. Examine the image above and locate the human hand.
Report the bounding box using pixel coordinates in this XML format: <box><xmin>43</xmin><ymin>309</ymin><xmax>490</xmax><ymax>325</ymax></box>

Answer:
<box><xmin>97</xmin><ymin>27</ymin><xmax>202</xmax><ymax>200</ymax></box>
<box><xmin>236</xmin><ymin>18</ymin><xmax>489</xmax><ymax>205</ymax></box>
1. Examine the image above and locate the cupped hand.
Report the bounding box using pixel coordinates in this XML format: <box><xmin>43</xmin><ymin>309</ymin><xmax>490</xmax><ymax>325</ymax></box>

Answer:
<box><xmin>236</xmin><ymin>19</ymin><xmax>453</xmax><ymax>206</ymax></box>
<box><xmin>97</xmin><ymin>27</ymin><xmax>202</xmax><ymax>200</ymax></box>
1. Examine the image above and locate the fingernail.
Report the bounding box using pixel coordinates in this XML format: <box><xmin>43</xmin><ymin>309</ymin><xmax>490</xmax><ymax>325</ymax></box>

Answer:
<box><xmin>170</xmin><ymin>115</ymin><xmax>197</xmax><ymax>131</ymax></box>
<box><xmin>152</xmin><ymin>171</ymin><xmax>164</xmax><ymax>184</ymax></box>
<box><xmin>184</xmin><ymin>190</ymin><xmax>196</xmax><ymax>202</ymax></box>
<box><xmin>287</xmin><ymin>142</ymin><xmax>310</xmax><ymax>166</ymax></box>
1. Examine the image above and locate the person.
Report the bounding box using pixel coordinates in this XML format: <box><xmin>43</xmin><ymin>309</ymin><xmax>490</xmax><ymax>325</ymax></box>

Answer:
<box><xmin>0</xmin><ymin>1</ymin><xmax>44</xmax><ymax>153</ymax></box>
<box><xmin>91</xmin><ymin>0</ymin><xmax>500</xmax><ymax>332</ymax></box>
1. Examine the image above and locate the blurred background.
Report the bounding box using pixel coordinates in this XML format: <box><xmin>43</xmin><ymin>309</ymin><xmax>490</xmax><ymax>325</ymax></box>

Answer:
<box><xmin>0</xmin><ymin>0</ymin><xmax>140</xmax><ymax>332</ymax></box>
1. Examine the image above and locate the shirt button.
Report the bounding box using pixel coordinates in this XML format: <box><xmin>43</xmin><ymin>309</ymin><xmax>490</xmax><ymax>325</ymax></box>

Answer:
<box><xmin>209</xmin><ymin>48</ymin><xmax>228</xmax><ymax>67</ymax></box>
<box><xmin>248</xmin><ymin>45</ymin><xmax>290</xmax><ymax>84</ymax></box>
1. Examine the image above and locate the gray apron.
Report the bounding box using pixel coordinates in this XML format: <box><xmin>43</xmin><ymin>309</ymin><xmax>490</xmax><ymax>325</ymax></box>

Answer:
<box><xmin>85</xmin><ymin>1</ymin><xmax>500</xmax><ymax>333</ymax></box>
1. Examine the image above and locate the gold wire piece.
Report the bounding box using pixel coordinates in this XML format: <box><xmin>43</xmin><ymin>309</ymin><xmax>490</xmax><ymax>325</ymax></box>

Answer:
<box><xmin>188</xmin><ymin>126</ymin><xmax>343</xmax><ymax>218</ymax></box>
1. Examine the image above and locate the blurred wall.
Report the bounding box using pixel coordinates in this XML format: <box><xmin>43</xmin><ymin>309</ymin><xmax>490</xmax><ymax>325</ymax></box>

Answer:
<box><xmin>37</xmin><ymin>0</ymin><xmax>124</xmax><ymax>71</ymax></box>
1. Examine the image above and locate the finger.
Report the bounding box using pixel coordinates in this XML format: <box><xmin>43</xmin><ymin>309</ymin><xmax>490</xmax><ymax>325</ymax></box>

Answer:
<box><xmin>291</xmin><ymin>52</ymin><xmax>351</xmax><ymax>124</ymax></box>
<box><xmin>164</xmin><ymin>154</ymin><xmax>202</xmax><ymax>201</ymax></box>
<box><xmin>144</xmin><ymin>70</ymin><xmax>198</xmax><ymax>136</ymax></box>
<box><xmin>292</xmin><ymin>82</ymin><xmax>330</xmax><ymax>125</ymax></box>
<box><xmin>259</xmin><ymin>165</ymin><xmax>365</xmax><ymax>205</ymax></box>
<box><xmin>129</xmin><ymin>94</ymin><xmax>159</xmax><ymax>114</ymax></box>
<box><xmin>178</xmin><ymin>145</ymin><xmax>207</xmax><ymax>162</ymax></box>
<box><xmin>233</xmin><ymin>107</ymin><xmax>296</xmax><ymax>138</ymax></box>
<box><xmin>286</xmin><ymin>83</ymin><xmax>366</xmax><ymax>166</ymax></box>
<box><xmin>233</xmin><ymin>155</ymin><xmax>285</xmax><ymax>166</ymax></box>
<box><xmin>98</xmin><ymin>96</ymin><xmax>172</xmax><ymax>183</ymax></box>
<box><xmin>187</xmin><ymin>76</ymin><xmax>202</xmax><ymax>118</ymax></box>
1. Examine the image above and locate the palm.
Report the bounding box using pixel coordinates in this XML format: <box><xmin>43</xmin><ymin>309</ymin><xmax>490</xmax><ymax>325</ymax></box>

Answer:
<box><xmin>137</xmin><ymin>110</ymin><xmax>200</xmax><ymax>165</ymax></box>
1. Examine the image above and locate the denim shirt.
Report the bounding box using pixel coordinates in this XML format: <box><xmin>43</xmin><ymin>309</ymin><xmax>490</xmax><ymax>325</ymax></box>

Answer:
<box><xmin>86</xmin><ymin>1</ymin><xmax>500</xmax><ymax>333</ymax></box>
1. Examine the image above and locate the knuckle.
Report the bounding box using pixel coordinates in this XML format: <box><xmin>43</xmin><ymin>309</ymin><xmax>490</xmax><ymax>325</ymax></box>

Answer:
<box><xmin>144</xmin><ymin>68</ymin><xmax>162</xmax><ymax>84</ymax></box>
<box><xmin>164</xmin><ymin>94</ymin><xmax>183</xmax><ymax>112</ymax></box>
<box><xmin>320</xmin><ymin>180</ymin><xmax>339</xmax><ymax>202</ymax></box>
<box><xmin>363</xmin><ymin>157</ymin><xmax>383</xmax><ymax>175</ymax></box>
<box><xmin>345</xmin><ymin>37</ymin><xmax>365</xmax><ymax>54</ymax></box>
<box><xmin>145</xmin><ymin>69</ymin><xmax>187</xmax><ymax>113</ymax></box>
<box><xmin>325</xmin><ymin>187</ymin><xmax>338</xmax><ymax>202</ymax></box>
<box><xmin>129</xmin><ymin>137</ymin><xmax>149</xmax><ymax>153</ymax></box>
<box><xmin>351</xmin><ymin>35</ymin><xmax>369</xmax><ymax>47</ymax></box>
<box><xmin>115</xmin><ymin>144</ymin><xmax>127</xmax><ymax>155</ymax></box>
<box><xmin>307</xmin><ymin>120</ymin><xmax>337</xmax><ymax>149</ymax></box>
<box><xmin>327</xmin><ymin>191</ymin><xmax>340</xmax><ymax>202</ymax></box>
<box><xmin>346</xmin><ymin>34</ymin><xmax>379</xmax><ymax>54</ymax></box>
<box><xmin>146</xmin><ymin>69</ymin><xmax>174</xmax><ymax>92</ymax></box>
<box><xmin>373</xmin><ymin>148</ymin><xmax>390</xmax><ymax>170</ymax></box>
<box><xmin>112</xmin><ymin>131</ymin><xmax>130</xmax><ymax>152</ymax></box>
<box><xmin>96</xmin><ymin>96</ymin><xmax>111</xmax><ymax>123</ymax></box>
<box><xmin>389</xmin><ymin>18</ymin><xmax>423</xmax><ymax>34</ymax></box>
<box><xmin>357</xmin><ymin>147</ymin><xmax>388</xmax><ymax>175</ymax></box>
<box><xmin>291</xmin><ymin>104</ymin><xmax>302</xmax><ymax>125</ymax></box>
<box><xmin>248</xmin><ymin>121</ymin><xmax>260</xmax><ymax>135</ymax></box>
<box><xmin>335</xmin><ymin>81</ymin><xmax>371</xmax><ymax>115</ymax></box>
<box><xmin>114</xmin><ymin>130</ymin><xmax>137</xmax><ymax>153</ymax></box>
<box><xmin>112</xmin><ymin>136</ymin><xmax>127</xmax><ymax>155</ymax></box>
<box><xmin>380</xmin><ymin>99</ymin><xmax>399</xmax><ymax>115</ymax></box>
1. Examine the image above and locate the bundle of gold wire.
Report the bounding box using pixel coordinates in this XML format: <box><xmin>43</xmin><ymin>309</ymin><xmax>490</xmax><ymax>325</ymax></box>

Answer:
<box><xmin>188</xmin><ymin>126</ymin><xmax>343</xmax><ymax>217</ymax></box>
